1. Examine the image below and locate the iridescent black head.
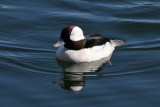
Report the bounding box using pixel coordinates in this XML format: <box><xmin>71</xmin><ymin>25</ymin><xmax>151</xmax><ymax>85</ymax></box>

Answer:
<box><xmin>55</xmin><ymin>25</ymin><xmax>86</xmax><ymax>50</ymax></box>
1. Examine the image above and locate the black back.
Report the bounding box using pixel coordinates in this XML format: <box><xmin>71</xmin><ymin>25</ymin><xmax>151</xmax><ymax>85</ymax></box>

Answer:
<box><xmin>84</xmin><ymin>34</ymin><xmax>110</xmax><ymax>48</ymax></box>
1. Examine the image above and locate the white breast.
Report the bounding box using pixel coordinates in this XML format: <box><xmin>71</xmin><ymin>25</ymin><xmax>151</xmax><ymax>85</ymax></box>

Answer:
<box><xmin>56</xmin><ymin>42</ymin><xmax>115</xmax><ymax>62</ymax></box>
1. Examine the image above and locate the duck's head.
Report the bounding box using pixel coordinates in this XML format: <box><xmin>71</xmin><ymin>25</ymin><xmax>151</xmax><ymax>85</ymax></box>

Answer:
<box><xmin>53</xmin><ymin>25</ymin><xmax>86</xmax><ymax>50</ymax></box>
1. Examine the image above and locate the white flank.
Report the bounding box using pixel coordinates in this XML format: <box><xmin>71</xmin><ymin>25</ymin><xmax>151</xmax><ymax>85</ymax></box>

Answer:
<box><xmin>56</xmin><ymin>42</ymin><xmax>115</xmax><ymax>62</ymax></box>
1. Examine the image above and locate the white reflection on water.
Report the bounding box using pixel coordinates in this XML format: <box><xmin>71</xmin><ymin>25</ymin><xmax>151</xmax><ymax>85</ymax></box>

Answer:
<box><xmin>54</xmin><ymin>55</ymin><xmax>112</xmax><ymax>92</ymax></box>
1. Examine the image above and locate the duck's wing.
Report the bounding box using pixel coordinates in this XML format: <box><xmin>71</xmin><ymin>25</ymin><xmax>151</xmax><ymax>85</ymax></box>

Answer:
<box><xmin>84</xmin><ymin>34</ymin><xmax>110</xmax><ymax>48</ymax></box>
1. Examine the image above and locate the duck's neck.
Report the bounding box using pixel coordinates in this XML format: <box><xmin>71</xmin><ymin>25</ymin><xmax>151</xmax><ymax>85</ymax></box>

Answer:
<box><xmin>64</xmin><ymin>39</ymin><xmax>86</xmax><ymax>50</ymax></box>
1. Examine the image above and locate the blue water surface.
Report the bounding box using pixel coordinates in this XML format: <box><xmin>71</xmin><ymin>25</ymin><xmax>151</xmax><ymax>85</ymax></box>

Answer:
<box><xmin>0</xmin><ymin>0</ymin><xmax>160</xmax><ymax>107</ymax></box>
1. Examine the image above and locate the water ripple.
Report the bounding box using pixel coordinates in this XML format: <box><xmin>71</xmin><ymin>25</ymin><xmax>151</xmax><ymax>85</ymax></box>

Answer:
<box><xmin>0</xmin><ymin>0</ymin><xmax>160</xmax><ymax>106</ymax></box>
<box><xmin>124</xmin><ymin>39</ymin><xmax>160</xmax><ymax>51</ymax></box>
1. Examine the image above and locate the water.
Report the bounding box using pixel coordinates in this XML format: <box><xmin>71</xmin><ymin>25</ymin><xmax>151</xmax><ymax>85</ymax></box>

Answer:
<box><xmin>0</xmin><ymin>0</ymin><xmax>160</xmax><ymax>107</ymax></box>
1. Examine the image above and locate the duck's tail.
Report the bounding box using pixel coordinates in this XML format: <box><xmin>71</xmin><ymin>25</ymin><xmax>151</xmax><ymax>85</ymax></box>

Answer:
<box><xmin>110</xmin><ymin>39</ymin><xmax>124</xmax><ymax>47</ymax></box>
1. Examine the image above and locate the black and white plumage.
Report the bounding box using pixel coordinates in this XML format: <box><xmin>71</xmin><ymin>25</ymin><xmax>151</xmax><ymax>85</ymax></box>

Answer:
<box><xmin>84</xmin><ymin>34</ymin><xmax>110</xmax><ymax>48</ymax></box>
<box><xmin>53</xmin><ymin>25</ymin><xmax>124</xmax><ymax>62</ymax></box>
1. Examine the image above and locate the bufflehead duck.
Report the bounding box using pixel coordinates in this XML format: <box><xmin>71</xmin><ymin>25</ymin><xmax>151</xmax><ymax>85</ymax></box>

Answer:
<box><xmin>53</xmin><ymin>25</ymin><xmax>124</xmax><ymax>63</ymax></box>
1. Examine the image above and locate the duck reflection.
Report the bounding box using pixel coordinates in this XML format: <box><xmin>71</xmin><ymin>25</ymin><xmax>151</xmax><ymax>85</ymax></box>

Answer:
<box><xmin>55</xmin><ymin>55</ymin><xmax>112</xmax><ymax>92</ymax></box>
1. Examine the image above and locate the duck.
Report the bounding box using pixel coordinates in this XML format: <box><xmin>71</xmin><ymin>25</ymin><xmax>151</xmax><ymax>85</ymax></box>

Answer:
<box><xmin>53</xmin><ymin>25</ymin><xmax>124</xmax><ymax>63</ymax></box>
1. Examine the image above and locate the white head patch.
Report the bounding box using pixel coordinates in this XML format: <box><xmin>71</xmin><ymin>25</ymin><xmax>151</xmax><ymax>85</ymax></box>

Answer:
<box><xmin>70</xmin><ymin>26</ymin><xmax>85</xmax><ymax>41</ymax></box>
